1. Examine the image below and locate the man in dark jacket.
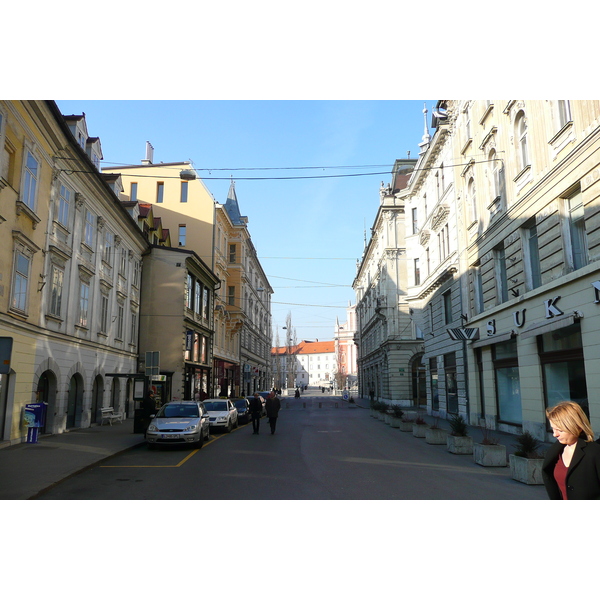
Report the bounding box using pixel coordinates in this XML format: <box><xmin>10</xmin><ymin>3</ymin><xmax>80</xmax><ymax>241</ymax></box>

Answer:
<box><xmin>265</xmin><ymin>391</ymin><xmax>281</xmax><ymax>435</ymax></box>
<box><xmin>249</xmin><ymin>393</ymin><xmax>263</xmax><ymax>434</ymax></box>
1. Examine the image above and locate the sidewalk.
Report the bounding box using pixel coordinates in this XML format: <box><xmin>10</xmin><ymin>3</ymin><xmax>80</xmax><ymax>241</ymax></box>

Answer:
<box><xmin>351</xmin><ymin>396</ymin><xmax>553</xmax><ymax>456</ymax></box>
<box><xmin>0</xmin><ymin>420</ymin><xmax>145</xmax><ymax>500</ymax></box>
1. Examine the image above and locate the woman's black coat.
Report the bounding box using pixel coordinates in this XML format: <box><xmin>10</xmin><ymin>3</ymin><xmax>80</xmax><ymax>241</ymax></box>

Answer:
<box><xmin>542</xmin><ymin>438</ymin><xmax>600</xmax><ymax>500</ymax></box>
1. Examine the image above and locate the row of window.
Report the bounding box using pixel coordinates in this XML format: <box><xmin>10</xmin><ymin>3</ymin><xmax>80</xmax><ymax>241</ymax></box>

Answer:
<box><xmin>130</xmin><ymin>181</ymin><xmax>188</xmax><ymax>204</ymax></box>
<box><xmin>185</xmin><ymin>273</ymin><xmax>211</xmax><ymax>320</ymax></box>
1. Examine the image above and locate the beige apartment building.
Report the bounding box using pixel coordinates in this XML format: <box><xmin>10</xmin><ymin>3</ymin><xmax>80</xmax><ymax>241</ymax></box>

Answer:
<box><xmin>0</xmin><ymin>102</ymin><xmax>149</xmax><ymax>444</ymax></box>
<box><xmin>212</xmin><ymin>182</ymin><xmax>273</xmax><ymax>397</ymax></box>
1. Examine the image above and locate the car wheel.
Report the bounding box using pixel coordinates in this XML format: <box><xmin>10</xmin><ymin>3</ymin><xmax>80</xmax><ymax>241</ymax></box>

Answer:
<box><xmin>195</xmin><ymin>434</ymin><xmax>204</xmax><ymax>449</ymax></box>
<box><xmin>226</xmin><ymin>420</ymin><xmax>232</xmax><ymax>433</ymax></box>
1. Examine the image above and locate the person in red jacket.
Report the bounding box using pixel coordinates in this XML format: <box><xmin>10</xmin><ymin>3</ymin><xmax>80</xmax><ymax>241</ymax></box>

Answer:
<box><xmin>542</xmin><ymin>401</ymin><xmax>600</xmax><ymax>500</ymax></box>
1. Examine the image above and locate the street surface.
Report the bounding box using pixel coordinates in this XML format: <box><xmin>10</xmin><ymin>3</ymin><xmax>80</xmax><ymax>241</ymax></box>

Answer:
<box><xmin>37</xmin><ymin>395</ymin><xmax>547</xmax><ymax>500</ymax></box>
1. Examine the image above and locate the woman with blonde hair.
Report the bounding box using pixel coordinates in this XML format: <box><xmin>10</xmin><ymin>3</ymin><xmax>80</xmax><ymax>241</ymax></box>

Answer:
<box><xmin>542</xmin><ymin>401</ymin><xmax>600</xmax><ymax>500</ymax></box>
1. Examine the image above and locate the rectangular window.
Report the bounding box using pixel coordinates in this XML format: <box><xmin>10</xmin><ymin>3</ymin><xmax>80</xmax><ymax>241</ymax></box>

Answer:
<box><xmin>180</xmin><ymin>181</ymin><xmax>188</xmax><ymax>203</ymax></box>
<box><xmin>186</xmin><ymin>274</ymin><xmax>193</xmax><ymax>309</ymax></box>
<box><xmin>78</xmin><ymin>281</ymin><xmax>90</xmax><ymax>327</ymax></box>
<box><xmin>49</xmin><ymin>265</ymin><xmax>64</xmax><ymax>317</ymax></box>
<box><xmin>195</xmin><ymin>280</ymin><xmax>202</xmax><ymax>314</ymax></box>
<box><xmin>84</xmin><ymin>209</ymin><xmax>94</xmax><ymax>247</ymax></box>
<box><xmin>119</xmin><ymin>248</ymin><xmax>127</xmax><ymax>277</ymax></box>
<box><xmin>557</xmin><ymin>101</ymin><xmax>572</xmax><ymax>129</ymax></box>
<box><xmin>100</xmin><ymin>294</ymin><xmax>109</xmax><ymax>333</ymax></box>
<box><xmin>58</xmin><ymin>184</ymin><xmax>71</xmax><ymax>227</ymax></box>
<box><xmin>116</xmin><ymin>304</ymin><xmax>124</xmax><ymax>339</ymax></box>
<box><xmin>473</xmin><ymin>263</ymin><xmax>484</xmax><ymax>314</ymax></box>
<box><xmin>22</xmin><ymin>151</ymin><xmax>39</xmax><ymax>210</ymax></box>
<box><xmin>156</xmin><ymin>182</ymin><xmax>164</xmax><ymax>203</ymax></box>
<box><xmin>443</xmin><ymin>290</ymin><xmax>452</xmax><ymax>324</ymax></box>
<box><xmin>411</xmin><ymin>207</ymin><xmax>418</xmax><ymax>234</ymax></box>
<box><xmin>179</xmin><ymin>225</ymin><xmax>186</xmax><ymax>247</ymax></box>
<box><xmin>565</xmin><ymin>188</ymin><xmax>587</xmax><ymax>271</ymax></box>
<box><xmin>493</xmin><ymin>338</ymin><xmax>522</xmax><ymax>424</ymax></box>
<box><xmin>228</xmin><ymin>286</ymin><xmax>235</xmax><ymax>306</ymax></box>
<box><xmin>130</xmin><ymin>182</ymin><xmax>138</xmax><ymax>202</ymax></box>
<box><xmin>523</xmin><ymin>220</ymin><xmax>541</xmax><ymax>289</ymax></box>
<box><xmin>229</xmin><ymin>244</ymin><xmax>236</xmax><ymax>263</ymax></box>
<box><xmin>203</xmin><ymin>287</ymin><xmax>210</xmax><ymax>319</ymax></box>
<box><xmin>414</xmin><ymin>258</ymin><xmax>420</xmax><ymax>286</ymax></box>
<box><xmin>130</xmin><ymin>311</ymin><xmax>137</xmax><ymax>345</ymax></box>
<box><xmin>103</xmin><ymin>230</ymin><xmax>113</xmax><ymax>264</ymax></box>
<box><xmin>494</xmin><ymin>244</ymin><xmax>508</xmax><ymax>303</ymax></box>
<box><xmin>133</xmin><ymin>261</ymin><xmax>140</xmax><ymax>288</ymax></box>
<box><xmin>540</xmin><ymin>322</ymin><xmax>587</xmax><ymax>413</ymax></box>
<box><xmin>12</xmin><ymin>251</ymin><xmax>30</xmax><ymax>312</ymax></box>
<box><xmin>444</xmin><ymin>353</ymin><xmax>458</xmax><ymax>414</ymax></box>
<box><xmin>430</xmin><ymin>358</ymin><xmax>439</xmax><ymax>411</ymax></box>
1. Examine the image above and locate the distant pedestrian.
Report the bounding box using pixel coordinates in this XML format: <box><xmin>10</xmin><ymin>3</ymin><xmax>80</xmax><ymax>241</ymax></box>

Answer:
<box><xmin>249</xmin><ymin>392</ymin><xmax>263</xmax><ymax>434</ymax></box>
<box><xmin>542</xmin><ymin>401</ymin><xmax>600</xmax><ymax>500</ymax></box>
<box><xmin>294</xmin><ymin>388</ymin><xmax>300</xmax><ymax>398</ymax></box>
<box><xmin>266</xmin><ymin>391</ymin><xmax>281</xmax><ymax>434</ymax></box>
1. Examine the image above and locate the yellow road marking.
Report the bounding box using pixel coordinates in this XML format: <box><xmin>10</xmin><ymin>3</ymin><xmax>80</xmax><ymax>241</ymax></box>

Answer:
<box><xmin>100</xmin><ymin>422</ymin><xmax>247</xmax><ymax>468</ymax></box>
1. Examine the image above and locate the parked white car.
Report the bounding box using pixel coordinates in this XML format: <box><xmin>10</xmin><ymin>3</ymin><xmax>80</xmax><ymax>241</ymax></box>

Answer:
<box><xmin>203</xmin><ymin>399</ymin><xmax>239</xmax><ymax>433</ymax></box>
<box><xmin>146</xmin><ymin>401</ymin><xmax>210</xmax><ymax>449</ymax></box>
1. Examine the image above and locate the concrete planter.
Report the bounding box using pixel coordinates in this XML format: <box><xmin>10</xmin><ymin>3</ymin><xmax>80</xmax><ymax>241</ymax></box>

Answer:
<box><xmin>473</xmin><ymin>443</ymin><xmax>507</xmax><ymax>467</ymax></box>
<box><xmin>412</xmin><ymin>423</ymin><xmax>428</xmax><ymax>438</ymax></box>
<box><xmin>398</xmin><ymin>421</ymin><xmax>414</xmax><ymax>432</ymax></box>
<box><xmin>388</xmin><ymin>416</ymin><xmax>402</xmax><ymax>428</ymax></box>
<box><xmin>425</xmin><ymin>428</ymin><xmax>448</xmax><ymax>445</ymax></box>
<box><xmin>509</xmin><ymin>454</ymin><xmax>544</xmax><ymax>485</ymax></box>
<box><xmin>447</xmin><ymin>435</ymin><xmax>474</xmax><ymax>455</ymax></box>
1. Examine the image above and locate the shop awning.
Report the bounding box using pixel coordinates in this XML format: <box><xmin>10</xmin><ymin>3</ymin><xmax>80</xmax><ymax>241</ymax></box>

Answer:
<box><xmin>520</xmin><ymin>312</ymin><xmax>581</xmax><ymax>340</ymax></box>
<box><xmin>471</xmin><ymin>331</ymin><xmax>515</xmax><ymax>349</ymax></box>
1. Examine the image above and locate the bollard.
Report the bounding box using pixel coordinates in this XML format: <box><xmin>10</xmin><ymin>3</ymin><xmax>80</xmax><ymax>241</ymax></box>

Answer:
<box><xmin>319</xmin><ymin>402</ymin><xmax>322</xmax><ymax>408</ymax></box>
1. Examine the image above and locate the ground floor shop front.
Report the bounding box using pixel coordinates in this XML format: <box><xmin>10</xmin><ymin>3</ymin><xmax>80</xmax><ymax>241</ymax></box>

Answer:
<box><xmin>465</xmin><ymin>265</ymin><xmax>600</xmax><ymax>442</ymax></box>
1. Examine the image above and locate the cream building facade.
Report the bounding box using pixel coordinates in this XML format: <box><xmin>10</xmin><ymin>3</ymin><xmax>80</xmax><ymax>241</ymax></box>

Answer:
<box><xmin>404</xmin><ymin>105</ymin><xmax>466</xmax><ymax>417</ymax></box>
<box><xmin>0</xmin><ymin>101</ymin><xmax>148</xmax><ymax>445</ymax></box>
<box><xmin>447</xmin><ymin>100</ymin><xmax>600</xmax><ymax>440</ymax></box>
<box><xmin>353</xmin><ymin>160</ymin><xmax>424</xmax><ymax>406</ymax></box>
<box><xmin>213</xmin><ymin>182</ymin><xmax>273</xmax><ymax>397</ymax></box>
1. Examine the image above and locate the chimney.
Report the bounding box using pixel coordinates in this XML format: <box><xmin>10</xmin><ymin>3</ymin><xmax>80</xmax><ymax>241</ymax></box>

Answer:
<box><xmin>142</xmin><ymin>141</ymin><xmax>154</xmax><ymax>165</ymax></box>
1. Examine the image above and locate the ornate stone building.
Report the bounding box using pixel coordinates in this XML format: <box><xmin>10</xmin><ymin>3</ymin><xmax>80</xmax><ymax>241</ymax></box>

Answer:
<box><xmin>353</xmin><ymin>159</ymin><xmax>423</xmax><ymax>405</ymax></box>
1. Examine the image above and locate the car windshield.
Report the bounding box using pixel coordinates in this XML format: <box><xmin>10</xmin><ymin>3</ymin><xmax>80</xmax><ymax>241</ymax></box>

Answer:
<box><xmin>204</xmin><ymin>401</ymin><xmax>228</xmax><ymax>411</ymax></box>
<box><xmin>157</xmin><ymin>404</ymin><xmax>199</xmax><ymax>418</ymax></box>
<box><xmin>234</xmin><ymin>400</ymin><xmax>247</xmax><ymax>409</ymax></box>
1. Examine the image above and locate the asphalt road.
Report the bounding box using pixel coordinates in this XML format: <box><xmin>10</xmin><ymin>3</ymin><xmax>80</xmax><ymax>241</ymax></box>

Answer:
<box><xmin>36</xmin><ymin>397</ymin><xmax>548</xmax><ymax>500</ymax></box>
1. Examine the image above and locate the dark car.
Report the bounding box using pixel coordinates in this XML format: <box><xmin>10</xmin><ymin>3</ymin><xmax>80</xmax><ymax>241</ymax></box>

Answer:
<box><xmin>233</xmin><ymin>398</ymin><xmax>251</xmax><ymax>424</ymax></box>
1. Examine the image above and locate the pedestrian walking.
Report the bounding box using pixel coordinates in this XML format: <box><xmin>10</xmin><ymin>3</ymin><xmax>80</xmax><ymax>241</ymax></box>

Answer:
<box><xmin>294</xmin><ymin>388</ymin><xmax>300</xmax><ymax>398</ymax></box>
<box><xmin>542</xmin><ymin>401</ymin><xmax>600</xmax><ymax>500</ymax></box>
<box><xmin>265</xmin><ymin>391</ymin><xmax>281</xmax><ymax>435</ymax></box>
<box><xmin>249</xmin><ymin>392</ymin><xmax>263</xmax><ymax>434</ymax></box>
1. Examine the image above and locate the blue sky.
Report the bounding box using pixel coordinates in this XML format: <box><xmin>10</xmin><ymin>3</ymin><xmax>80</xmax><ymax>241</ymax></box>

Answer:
<box><xmin>56</xmin><ymin>99</ymin><xmax>435</xmax><ymax>342</ymax></box>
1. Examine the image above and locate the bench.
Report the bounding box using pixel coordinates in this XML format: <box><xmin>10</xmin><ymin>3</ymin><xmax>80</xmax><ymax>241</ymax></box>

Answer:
<box><xmin>100</xmin><ymin>407</ymin><xmax>123</xmax><ymax>426</ymax></box>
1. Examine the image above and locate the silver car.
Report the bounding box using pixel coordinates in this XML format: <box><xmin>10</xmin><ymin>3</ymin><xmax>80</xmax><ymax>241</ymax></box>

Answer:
<box><xmin>146</xmin><ymin>401</ymin><xmax>210</xmax><ymax>449</ymax></box>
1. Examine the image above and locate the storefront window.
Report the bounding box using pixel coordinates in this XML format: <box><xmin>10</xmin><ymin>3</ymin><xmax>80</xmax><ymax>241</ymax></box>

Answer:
<box><xmin>430</xmin><ymin>358</ymin><xmax>439</xmax><ymax>410</ymax></box>
<box><xmin>539</xmin><ymin>322</ymin><xmax>588</xmax><ymax>415</ymax></box>
<box><xmin>493</xmin><ymin>338</ymin><xmax>522</xmax><ymax>424</ymax></box>
<box><xmin>444</xmin><ymin>353</ymin><xmax>458</xmax><ymax>414</ymax></box>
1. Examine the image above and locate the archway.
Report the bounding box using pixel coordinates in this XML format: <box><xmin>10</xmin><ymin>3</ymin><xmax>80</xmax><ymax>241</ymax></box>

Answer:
<box><xmin>91</xmin><ymin>375</ymin><xmax>104</xmax><ymax>425</ymax></box>
<box><xmin>36</xmin><ymin>370</ymin><xmax>58</xmax><ymax>434</ymax></box>
<box><xmin>411</xmin><ymin>354</ymin><xmax>427</xmax><ymax>407</ymax></box>
<box><xmin>66</xmin><ymin>373</ymin><xmax>84</xmax><ymax>429</ymax></box>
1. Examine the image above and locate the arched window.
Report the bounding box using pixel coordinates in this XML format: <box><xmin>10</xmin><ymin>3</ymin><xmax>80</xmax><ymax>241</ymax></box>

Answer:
<box><xmin>515</xmin><ymin>112</ymin><xmax>529</xmax><ymax>171</ymax></box>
